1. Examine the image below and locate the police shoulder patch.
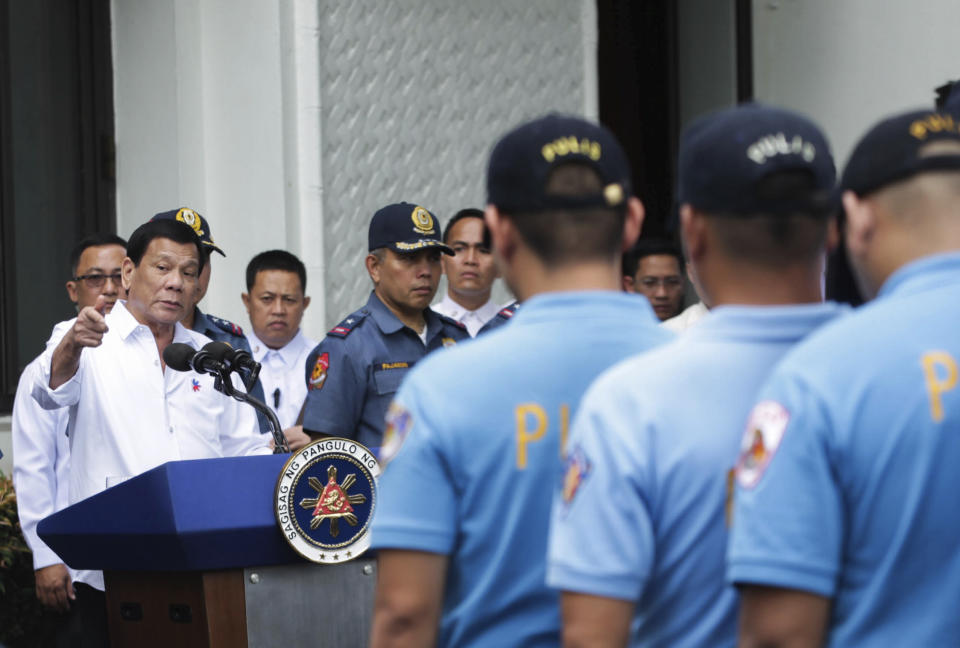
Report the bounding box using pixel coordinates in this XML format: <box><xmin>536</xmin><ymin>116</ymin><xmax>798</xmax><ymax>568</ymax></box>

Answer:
<box><xmin>735</xmin><ymin>400</ymin><xmax>790</xmax><ymax>489</ymax></box>
<box><xmin>274</xmin><ymin>438</ymin><xmax>380</xmax><ymax>564</ymax></box>
<box><xmin>380</xmin><ymin>401</ymin><xmax>413</xmax><ymax>467</ymax></box>
<box><xmin>208</xmin><ymin>314</ymin><xmax>244</xmax><ymax>337</ymax></box>
<box><xmin>560</xmin><ymin>444</ymin><xmax>592</xmax><ymax>512</ymax></box>
<box><xmin>327</xmin><ymin>310</ymin><xmax>368</xmax><ymax>338</ymax></box>
<box><xmin>308</xmin><ymin>352</ymin><xmax>330</xmax><ymax>391</ymax></box>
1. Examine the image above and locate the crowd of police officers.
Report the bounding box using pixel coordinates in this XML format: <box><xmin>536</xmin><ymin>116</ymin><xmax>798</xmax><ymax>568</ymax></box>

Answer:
<box><xmin>12</xmin><ymin>89</ymin><xmax>960</xmax><ymax>647</ymax></box>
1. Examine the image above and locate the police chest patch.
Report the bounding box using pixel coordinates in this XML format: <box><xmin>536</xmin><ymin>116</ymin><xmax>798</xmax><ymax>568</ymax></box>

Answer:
<box><xmin>560</xmin><ymin>444</ymin><xmax>592</xmax><ymax>511</ymax></box>
<box><xmin>736</xmin><ymin>400</ymin><xmax>790</xmax><ymax>489</ymax></box>
<box><xmin>380</xmin><ymin>401</ymin><xmax>413</xmax><ymax>467</ymax></box>
<box><xmin>275</xmin><ymin>438</ymin><xmax>380</xmax><ymax>564</ymax></box>
<box><xmin>309</xmin><ymin>352</ymin><xmax>329</xmax><ymax>391</ymax></box>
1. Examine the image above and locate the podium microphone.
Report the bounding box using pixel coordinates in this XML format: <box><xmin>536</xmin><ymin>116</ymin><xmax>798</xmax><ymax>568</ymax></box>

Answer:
<box><xmin>163</xmin><ymin>341</ymin><xmax>289</xmax><ymax>453</ymax></box>
<box><xmin>224</xmin><ymin>347</ymin><xmax>262</xmax><ymax>390</ymax></box>
<box><xmin>163</xmin><ymin>341</ymin><xmax>232</xmax><ymax>375</ymax></box>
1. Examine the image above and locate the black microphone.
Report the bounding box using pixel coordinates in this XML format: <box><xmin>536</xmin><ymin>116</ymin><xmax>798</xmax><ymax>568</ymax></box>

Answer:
<box><xmin>226</xmin><ymin>347</ymin><xmax>260</xmax><ymax>373</ymax></box>
<box><xmin>163</xmin><ymin>341</ymin><xmax>233</xmax><ymax>375</ymax></box>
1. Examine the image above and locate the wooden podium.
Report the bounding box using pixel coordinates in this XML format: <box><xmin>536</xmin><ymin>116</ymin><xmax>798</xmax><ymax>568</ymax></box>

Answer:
<box><xmin>38</xmin><ymin>455</ymin><xmax>377</xmax><ymax>647</ymax></box>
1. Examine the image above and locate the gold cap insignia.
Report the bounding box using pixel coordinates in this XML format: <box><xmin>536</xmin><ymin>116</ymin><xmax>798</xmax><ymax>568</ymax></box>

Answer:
<box><xmin>411</xmin><ymin>206</ymin><xmax>435</xmax><ymax>235</ymax></box>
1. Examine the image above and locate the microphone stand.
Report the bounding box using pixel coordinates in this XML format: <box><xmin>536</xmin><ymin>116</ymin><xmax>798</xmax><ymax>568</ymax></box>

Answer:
<box><xmin>211</xmin><ymin>364</ymin><xmax>290</xmax><ymax>454</ymax></box>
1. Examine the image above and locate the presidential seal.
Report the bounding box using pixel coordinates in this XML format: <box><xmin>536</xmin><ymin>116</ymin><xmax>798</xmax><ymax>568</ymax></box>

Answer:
<box><xmin>275</xmin><ymin>438</ymin><xmax>380</xmax><ymax>564</ymax></box>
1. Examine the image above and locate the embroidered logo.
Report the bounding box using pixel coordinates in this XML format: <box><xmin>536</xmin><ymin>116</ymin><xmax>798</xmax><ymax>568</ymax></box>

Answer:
<box><xmin>561</xmin><ymin>444</ymin><xmax>592</xmax><ymax>510</ymax></box>
<box><xmin>410</xmin><ymin>206</ymin><xmax>435</xmax><ymax>235</ymax></box>
<box><xmin>380</xmin><ymin>402</ymin><xmax>413</xmax><ymax>467</ymax></box>
<box><xmin>191</xmin><ymin>378</ymin><xmax>201</xmax><ymax>392</ymax></box>
<box><xmin>735</xmin><ymin>400</ymin><xmax>790</xmax><ymax>488</ymax></box>
<box><xmin>176</xmin><ymin>208</ymin><xmax>204</xmax><ymax>237</ymax></box>
<box><xmin>309</xmin><ymin>352</ymin><xmax>329</xmax><ymax>391</ymax></box>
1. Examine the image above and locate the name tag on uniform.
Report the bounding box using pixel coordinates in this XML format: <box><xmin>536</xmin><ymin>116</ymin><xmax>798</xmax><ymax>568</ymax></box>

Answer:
<box><xmin>374</xmin><ymin>362</ymin><xmax>411</xmax><ymax>395</ymax></box>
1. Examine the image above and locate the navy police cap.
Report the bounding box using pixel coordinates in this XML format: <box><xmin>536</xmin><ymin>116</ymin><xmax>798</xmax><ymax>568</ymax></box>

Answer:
<box><xmin>677</xmin><ymin>103</ymin><xmax>836</xmax><ymax>214</ymax></box>
<box><xmin>151</xmin><ymin>207</ymin><xmax>226</xmax><ymax>256</ymax></box>
<box><xmin>368</xmin><ymin>202</ymin><xmax>454</xmax><ymax>255</ymax></box>
<box><xmin>486</xmin><ymin>113</ymin><xmax>631</xmax><ymax>213</ymax></box>
<box><xmin>841</xmin><ymin>109</ymin><xmax>960</xmax><ymax>197</ymax></box>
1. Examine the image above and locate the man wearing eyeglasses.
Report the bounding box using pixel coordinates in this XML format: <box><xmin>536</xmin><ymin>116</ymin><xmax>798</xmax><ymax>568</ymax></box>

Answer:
<box><xmin>13</xmin><ymin>233</ymin><xmax>126</xmax><ymax>642</ymax></box>
<box><xmin>622</xmin><ymin>239</ymin><xmax>686</xmax><ymax>321</ymax></box>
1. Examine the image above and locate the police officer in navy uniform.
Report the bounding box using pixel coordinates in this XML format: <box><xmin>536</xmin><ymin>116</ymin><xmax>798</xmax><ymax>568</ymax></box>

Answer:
<box><xmin>301</xmin><ymin>202</ymin><xmax>470</xmax><ymax>451</ymax></box>
<box><xmin>151</xmin><ymin>208</ymin><xmax>270</xmax><ymax>433</ymax></box>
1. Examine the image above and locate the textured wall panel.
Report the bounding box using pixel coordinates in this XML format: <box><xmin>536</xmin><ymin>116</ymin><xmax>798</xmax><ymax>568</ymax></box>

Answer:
<box><xmin>317</xmin><ymin>0</ymin><xmax>589</xmax><ymax>326</ymax></box>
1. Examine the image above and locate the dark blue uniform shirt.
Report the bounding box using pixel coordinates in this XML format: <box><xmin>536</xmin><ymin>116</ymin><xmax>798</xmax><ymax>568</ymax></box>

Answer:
<box><xmin>301</xmin><ymin>291</ymin><xmax>469</xmax><ymax>450</ymax></box>
<box><xmin>192</xmin><ymin>307</ymin><xmax>271</xmax><ymax>435</ymax></box>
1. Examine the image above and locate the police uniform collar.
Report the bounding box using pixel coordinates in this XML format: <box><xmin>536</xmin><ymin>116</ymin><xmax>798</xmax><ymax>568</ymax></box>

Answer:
<box><xmin>877</xmin><ymin>251</ymin><xmax>960</xmax><ymax>300</ymax></box>
<box><xmin>110</xmin><ymin>299</ymin><xmax>195</xmax><ymax>344</ymax></box>
<box><xmin>367</xmin><ymin>291</ymin><xmax>443</xmax><ymax>340</ymax></box>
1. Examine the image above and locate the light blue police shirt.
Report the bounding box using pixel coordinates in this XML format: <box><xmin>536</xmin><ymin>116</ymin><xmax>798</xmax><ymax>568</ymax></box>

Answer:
<box><xmin>728</xmin><ymin>252</ymin><xmax>960</xmax><ymax>646</ymax></box>
<box><xmin>371</xmin><ymin>291</ymin><xmax>673</xmax><ymax>648</ymax></box>
<box><xmin>546</xmin><ymin>302</ymin><xmax>845</xmax><ymax>647</ymax></box>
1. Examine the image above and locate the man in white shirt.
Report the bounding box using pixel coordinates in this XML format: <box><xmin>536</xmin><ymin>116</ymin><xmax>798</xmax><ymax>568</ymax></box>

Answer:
<box><xmin>240</xmin><ymin>250</ymin><xmax>315</xmax><ymax>443</ymax></box>
<box><xmin>32</xmin><ymin>218</ymin><xmax>269</xmax><ymax>638</ymax></box>
<box><xmin>13</xmin><ymin>233</ymin><xmax>125</xmax><ymax>630</ymax></box>
<box><xmin>431</xmin><ymin>208</ymin><xmax>500</xmax><ymax>336</ymax></box>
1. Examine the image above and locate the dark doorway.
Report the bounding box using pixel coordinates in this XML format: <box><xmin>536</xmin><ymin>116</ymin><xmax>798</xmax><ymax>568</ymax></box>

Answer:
<box><xmin>596</xmin><ymin>0</ymin><xmax>678</xmax><ymax>239</ymax></box>
<box><xmin>0</xmin><ymin>0</ymin><xmax>115</xmax><ymax>411</ymax></box>
<box><xmin>596</xmin><ymin>0</ymin><xmax>753</xmax><ymax>239</ymax></box>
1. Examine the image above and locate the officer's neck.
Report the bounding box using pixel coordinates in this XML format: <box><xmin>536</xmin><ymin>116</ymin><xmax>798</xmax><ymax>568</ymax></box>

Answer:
<box><xmin>182</xmin><ymin>305</ymin><xmax>198</xmax><ymax>330</ymax></box>
<box><xmin>699</xmin><ymin>256</ymin><xmax>824</xmax><ymax>306</ymax></box>
<box><xmin>506</xmin><ymin>250</ymin><xmax>621</xmax><ymax>302</ymax></box>
<box><xmin>447</xmin><ymin>287</ymin><xmax>491</xmax><ymax>312</ymax></box>
<box><xmin>376</xmin><ymin>291</ymin><xmax>427</xmax><ymax>334</ymax></box>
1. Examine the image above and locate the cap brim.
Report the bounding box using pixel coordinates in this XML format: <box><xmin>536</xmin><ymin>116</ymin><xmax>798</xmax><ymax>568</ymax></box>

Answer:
<box><xmin>203</xmin><ymin>242</ymin><xmax>226</xmax><ymax>257</ymax></box>
<box><xmin>389</xmin><ymin>240</ymin><xmax>455</xmax><ymax>256</ymax></box>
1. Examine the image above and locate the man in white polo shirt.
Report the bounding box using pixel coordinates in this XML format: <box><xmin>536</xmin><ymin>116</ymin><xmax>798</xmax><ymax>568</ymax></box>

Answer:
<box><xmin>241</xmin><ymin>250</ymin><xmax>316</xmax><ymax>445</ymax></box>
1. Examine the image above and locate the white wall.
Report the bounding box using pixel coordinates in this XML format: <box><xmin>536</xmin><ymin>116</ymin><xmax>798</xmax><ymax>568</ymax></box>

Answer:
<box><xmin>752</xmin><ymin>0</ymin><xmax>960</xmax><ymax>169</ymax></box>
<box><xmin>112</xmin><ymin>0</ymin><xmax>296</xmax><ymax>331</ymax></box>
<box><xmin>111</xmin><ymin>0</ymin><xmax>597</xmax><ymax>338</ymax></box>
<box><xmin>677</xmin><ymin>0</ymin><xmax>737</xmax><ymax>128</ymax></box>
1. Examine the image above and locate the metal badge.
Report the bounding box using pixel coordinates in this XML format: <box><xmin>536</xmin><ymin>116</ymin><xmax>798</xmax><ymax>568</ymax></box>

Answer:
<box><xmin>275</xmin><ymin>438</ymin><xmax>380</xmax><ymax>563</ymax></box>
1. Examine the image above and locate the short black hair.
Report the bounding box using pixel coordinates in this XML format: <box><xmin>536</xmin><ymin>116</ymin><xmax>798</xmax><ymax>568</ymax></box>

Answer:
<box><xmin>246</xmin><ymin>249</ymin><xmax>307</xmax><ymax>292</ymax></box>
<box><xmin>707</xmin><ymin>171</ymin><xmax>832</xmax><ymax>268</ymax></box>
<box><xmin>622</xmin><ymin>238</ymin><xmax>684</xmax><ymax>279</ymax></box>
<box><xmin>69</xmin><ymin>233</ymin><xmax>128</xmax><ymax>276</ymax></box>
<box><xmin>443</xmin><ymin>208</ymin><xmax>485</xmax><ymax>244</ymax></box>
<box><xmin>126</xmin><ymin>219</ymin><xmax>205</xmax><ymax>273</ymax></box>
<box><xmin>506</xmin><ymin>163</ymin><xmax>627</xmax><ymax>267</ymax></box>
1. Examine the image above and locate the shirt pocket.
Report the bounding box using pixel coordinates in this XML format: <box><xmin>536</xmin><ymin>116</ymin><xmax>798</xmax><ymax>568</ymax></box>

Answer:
<box><xmin>373</xmin><ymin>366</ymin><xmax>410</xmax><ymax>395</ymax></box>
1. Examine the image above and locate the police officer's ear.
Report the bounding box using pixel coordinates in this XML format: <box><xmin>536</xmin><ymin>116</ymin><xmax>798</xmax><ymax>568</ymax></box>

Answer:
<box><xmin>825</xmin><ymin>215</ymin><xmax>840</xmax><ymax>254</ymax></box>
<box><xmin>679</xmin><ymin>204</ymin><xmax>707</xmax><ymax>266</ymax></box>
<box><xmin>621</xmin><ymin>196</ymin><xmax>645</xmax><ymax>252</ymax></box>
<box><xmin>241</xmin><ymin>291</ymin><xmax>252</xmax><ymax>313</ymax></box>
<box><xmin>484</xmin><ymin>206</ymin><xmax>514</xmax><ymax>262</ymax></box>
<box><xmin>366</xmin><ymin>251</ymin><xmax>383</xmax><ymax>285</ymax></box>
<box><xmin>841</xmin><ymin>190</ymin><xmax>876</xmax><ymax>262</ymax></box>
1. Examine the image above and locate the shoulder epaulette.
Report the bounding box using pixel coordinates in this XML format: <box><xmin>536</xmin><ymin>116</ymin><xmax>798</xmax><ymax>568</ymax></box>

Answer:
<box><xmin>436</xmin><ymin>312</ymin><xmax>467</xmax><ymax>331</ymax></box>
<box><xmin>328</xmin><ymin>310</ymin><xmax>368</xmax><ymax>338</ymax></box>
<box><xmin>498</xmin><ymin>301</ymin><xmax>520</xmax><ymax>319</ymax></box>
<box><xmin>208</xmin><ymin>314</ymin><xmax>244</xmax><ymax>337</ymax></box>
